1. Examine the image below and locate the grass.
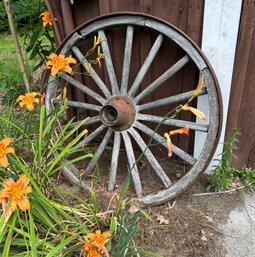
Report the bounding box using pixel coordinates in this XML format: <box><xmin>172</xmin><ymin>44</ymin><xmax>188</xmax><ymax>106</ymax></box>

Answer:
<box><xmin>0</xmin><ymin>33</ymin><xmax>36</xmax><ymax>103</ymax></box>
<box><xmin>0</xmin><ymin>33</ymin><xmax>20</xmax><ymax>75</ymax></box>
<box><xmin>0</xmin><ymin>33</ymin><xmax>17</xmax><ymax>53</ymax></box>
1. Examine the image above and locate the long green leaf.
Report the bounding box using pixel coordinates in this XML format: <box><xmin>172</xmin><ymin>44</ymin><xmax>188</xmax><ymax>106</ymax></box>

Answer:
<box><xmin>28</xmin><ymin>211</ymin><xmax>37</xmax><ymax>256</ymax></box>
<box><xmin>46</xmin><ymin>236</ymin><xmax>75</xmax><ymax>257</ymax></box>
<box><xmin>2</xmin><ymin>212</ymin><xmax>17</xmax><ymax>257</ymax></box>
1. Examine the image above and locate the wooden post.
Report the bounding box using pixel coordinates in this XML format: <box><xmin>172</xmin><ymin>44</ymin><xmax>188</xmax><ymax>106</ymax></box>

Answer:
<box><xmin>3</xmin><ymin>0</ymin><xmax>30</xmax><ymax>92</ymax></box>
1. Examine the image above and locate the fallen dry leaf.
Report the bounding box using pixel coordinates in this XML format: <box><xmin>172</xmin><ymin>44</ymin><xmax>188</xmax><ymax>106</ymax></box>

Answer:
<box><xmin>156</xmin><ymin>214</ymin><xmax>169</xmax><ymax>225</ymax></box>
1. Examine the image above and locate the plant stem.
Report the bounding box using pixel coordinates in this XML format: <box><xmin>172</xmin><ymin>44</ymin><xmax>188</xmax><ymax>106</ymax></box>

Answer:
<box><xmin>3</xmin><ymin>0</ymin><xmax>30</xmax><ymax>92</ymax></box>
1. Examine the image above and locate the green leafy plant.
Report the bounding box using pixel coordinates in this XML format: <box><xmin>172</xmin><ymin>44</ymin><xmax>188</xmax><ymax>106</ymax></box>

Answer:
<box><xmin>208</xmin><ymin>128</ymin><xmax>240</xmax><ymax>191</ymax></box>
<box><xmin>208</xmin><ymin>128</ymin><xmax>255</xmax><ymax>192</ymax></box>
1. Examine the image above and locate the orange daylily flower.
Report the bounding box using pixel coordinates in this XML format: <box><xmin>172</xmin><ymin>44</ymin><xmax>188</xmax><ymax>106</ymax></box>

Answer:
<box><xmin>83</xmin><ymin>230</ymin><xmax>111</xmax><ymax>257</ymax></box>
<box><xmin>193</xmin><ymin>76</ymin><xmax>204</xmax><ymax>97</ymax></box>
<box><xmin>85</xmin><ymin>230</ymin><xmax>111</xmax><ymax>247</ymax></box>
<box><xmin>164</xmin><ymin>125</ymin><xmax>190</xmax><ymax>158</ymax></box>
<box><xmin>181</xmin><ymin>105</ymin><xmax>206</xmax><ymax>121</ymax></box>
<box><xmin>0</xmin><ymin>137</ymin><xmax>15</xmax><ymax>168</ymax></box>
<box><xmin>46</xmin><ymin>53</ymin><xmax>77</xmax><ymax>76</ymax></box>
<box><xmin>40</xmin><ymin>11</ymin><xmax>53</xmax><ymax>27</ymax></box>
<box><xmin>16</xmin><ymin>92</ymin><xmax>40</xmax><ymax>111</ymax></box>
<box><xmin>83</xmin><ymin>243</ymin><xmax>103</xmax><ymax>257</ymax></box>
<box><xmin>0</xmin><ymin>174</ymin><xmax>32</xmax><ymax>212</ymax></box>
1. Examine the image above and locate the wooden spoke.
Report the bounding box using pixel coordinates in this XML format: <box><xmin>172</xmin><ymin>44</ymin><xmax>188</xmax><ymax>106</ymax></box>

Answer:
<box><xmin>69</xmin><ymin>116</ymin><xmax>101</xmax><ymax>129</ymax></box>
<box><xmin>108</xmin><ymin>132</ymin><xmax>121</xmax><ymax>191</ymax></box>
<box><xmin>71</xmin><ymin>46</ymin><xmax>111</xmax><ymax>99</ymax></box>
<box><xmin>61</xmin><ymin>73</ymin><xmax>106</xmax><ymax>104</ymax></box>
<box><xmin>134</xmin><ymin>121</ymin><xmax>197</xmax><ymax>165</ymax></box>
<box><xmin>76</xmin><ymin>124</ymin><xmax>107</xmax><ymax>148</ymax></box>
<box><xmin>84</xmin><ymin>128</ymin><xmax>113</xmax><ymax>177</ymax></box>
<box><xmin>137</xmin><ymin>87</ymin><xmax>207</xmax><ymax>111</ymax></box>
<box><xmin>137</xmin><ymin>113</ymin><xmax>209</xmax><ymax>132</ymax></box>
<box><xmin>54</xmin><ymin>153</ymin><xmax>87</xmax><ymax>192</ymax></box>
<box><xmin>120</xmin><ymin>26</ymin><xmax>134</xmax><ymax>95</ymax></box>
<box><xmin>128</xmin><ymin>34</ymin><xmax>164</xmax><ymax>97</ymax></box>
<box><xmin>122</xmin><ymin>131</ymin><xmax>143</xmax><ymax>197</ymax></box>
<box><xmin>129</xmin><ymin>127</ymin><xmax>172</xmax><ymax>188</ymax></box>
<box><xmin>53</xmin><ymin>99</ymin><xmax>101</xmax><ymax>112</ymax></box>
<box><xmin>98</xmin><ymin>30</ymin><xmax>119</xmax><ymax>95</ymax></box>
<box><xmin>134</xmin><ymin>55</ymin><xmax>190</xmax><ymax>103</ymax></box>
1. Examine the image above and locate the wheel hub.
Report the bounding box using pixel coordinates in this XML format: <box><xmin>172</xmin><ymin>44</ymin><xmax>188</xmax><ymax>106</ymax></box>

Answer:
<box><xmin>100</xmin><ymin>96</ymin><xmax>136</xmax><ymax>131</ymax></box>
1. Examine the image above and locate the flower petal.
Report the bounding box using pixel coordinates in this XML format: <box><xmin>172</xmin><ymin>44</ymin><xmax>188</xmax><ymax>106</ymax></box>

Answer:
<box><xmin>169</xmin><ymin>125</ymin><xmax>189</xmax><ymax>136</ymax></box>
<box><xmin>1</xmin><ymin>199</ymin><xmax>10</xmax><ymax>219</ymax></box>
<box><xmin>3</xmin><ymin>180</ymin><xmax>15</xmax><ymax>188</ymax></box>
<box><xmin>102</xmin><ymin>231</ymin><xmax>111</xmax><ymax>239</ymax></box>
<box><xmin>193</xmin><ymin>76</ymin><xmax>204</xmax><ymax>97</ymax></box>
<box><xmin>64</xmin><ymin>65</ymin><xmax>73</xmax><ymax>74</ymax></box>
<box><xmin>34</xmin><ymin>98</ymin><xmax>40</xmax><ymax>104</ymax></box>
<box><xmin>24</xmin><ymin>186</ymin><xmax>33</xmax><ymax>194</ymax></box>
<box><xmin>19</xmin><ymin>102</ymin><xmax>25</xmax><ymax>108</ymax></box>
<box><xmin>164</xmin><ymin>133</ymin><xmax>172</xmax><ymax>158</ymax></box>
<box><xmin>0</xmin><ymin>137</ymin><xmax>13</xmax><ymax>148</ymax></box>
<box><xmin>5</xmin><ymin>147</ymin><xmax>15</xmax><ymax>154</ymax></box>
<box><xmin>65</xmin><ymin>57</ymin><xmax>77</xmax><ymax>64</ymax></box>
<box><xmin>51</xmin><ymin>66</ymin><xmax>59</xmax><ymax>76</ymax></box>
<box><xmin>0</xmin><ymin>188</ymin><xmax>12</xmax><ymax>198</ymax></box>
<box><xmin>10</xmin><ymin>198</ymin><xmax>17</xmax><ymax>212</ymax></box>
<box><xmin>17</xmin><ymin>174</ymin><xmax>30</xmax><ymax>188</ymax></box>
<box><xmin>0</xmin><ymin>155</ymin><xmax>9</xmax><ymax>168</ymax></box>
<box><xmin>26</xmin><ymin>104</ymin><xmax>35</xmax><ymax>111</ymax></box>
<box><xmin>16</xmin><ymin>196</ymin><xmax>30</xmax><ymax>211</ymax></box>
<box><xmin>181</xmin><ymin>105</ymin><xmax>206</xmax><ymax>121</ymax></box>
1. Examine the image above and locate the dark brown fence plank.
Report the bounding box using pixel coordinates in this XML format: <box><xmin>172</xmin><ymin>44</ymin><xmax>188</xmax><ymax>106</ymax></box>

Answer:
<box><xmin>226</xmin><ymin>0</ymin><xmax>255</xmax><ymax>168</ymax></box>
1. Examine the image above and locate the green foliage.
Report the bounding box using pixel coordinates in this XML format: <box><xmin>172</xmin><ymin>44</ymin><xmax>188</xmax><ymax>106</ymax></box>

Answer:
<box><xmin>110</xmin><ymin>210</ymin><xmax>162</xmax><ymax>257</ymax></box>
<box><xmin>208</xmin><ymin>128</ymin><xmax>255</xmax><ymax>192</ymax></box>
<box><xmin>0</xmin><ymin>34</ymin><xmax>28</xmax><ymax>104</ymax></box>
<box><xmin>208</xmin><ymin>128</ymin><xmax>240</xmax><ymax>191</ymax></box>
<box><xmin>0</xmin><ymin>0</ymin><xmax>45</xmax><ymax>33</ymax></box>
<box><xmin>0</xmin><ymin>64</ymin><xmax>26</xmax><ymax>104</ymax></box>
<box><xmin>235</xmin><ymin>167</ymin><xmax>255</xmax><ymax>190</ymax></box>
<box><xmin>0</xmin><ymin>102</ymin><xmax>161</xmax><ymax>256</ymax></box>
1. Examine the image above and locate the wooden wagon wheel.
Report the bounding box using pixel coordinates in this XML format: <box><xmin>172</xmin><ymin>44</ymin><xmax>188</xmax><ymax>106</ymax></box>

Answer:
<box><xmin>45</xmin><ymin>13</ymin><xmax>222</xmax><ymax>206</ymax></box>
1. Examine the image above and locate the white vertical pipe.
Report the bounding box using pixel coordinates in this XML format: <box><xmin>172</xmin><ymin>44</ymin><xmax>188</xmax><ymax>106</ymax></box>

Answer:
<box><xmin>194</xmin><ymin>0</ymin><xmax>242</xmax><ymax>169</ymax></box>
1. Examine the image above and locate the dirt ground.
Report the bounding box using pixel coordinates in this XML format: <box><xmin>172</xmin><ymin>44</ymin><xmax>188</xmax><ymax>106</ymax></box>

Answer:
<box><xmin>56</xmin><ymin>149</ymin><xmax>245</xmax><ymax>257</ymax></box>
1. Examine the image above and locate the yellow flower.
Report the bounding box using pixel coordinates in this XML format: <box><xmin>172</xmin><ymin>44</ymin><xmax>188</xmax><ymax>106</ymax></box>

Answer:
<box><xmin>164</xmin><ymin>125</ymin><xmax>189</xmax><ymax>158</ymax></box>
<box><xmin>96</xmin><ymin>46</ymin><xmax>104</xmax><ymax>68</ymax></box>
<box><xmin>0</xmin><ymin>137</ymin><xmax>15</xmax><ymax>168</ymax></box>
<box><xmin>94</xmin><ymin>34</ymin><xmax>101</xmax><ymax>48</ymax></box>
<box><xmin>181</xmin><ymin>105</ymin><xmax>206</xmax><ymax>121</ymax></box>
<box><xmin>16</xmin><ymin>92</ymin><xmax>40</xmax><ymax>111</ymax></box>
<box><xmin>39</xmin><ymin>11</ymin><xmax>53</xmax><ymax>27</ymax></box>
<box><xmin>193</xmin><ymin>76</ymin><xmax>204</xmax><ymax>97</ymax></box>
<box><xmin>93</xmin><ymin>34</ymin><xmax>105</xmax><ymax>68</ymax></box>
<box><xmin>46</xmin><ymin>53</ymin><xmax>77</xmax><ymax>76</ymax></box>
<box><xmin>0</xmin><ymin>174</ymin><xmax>32</xmax><ymax>212</ymax></box>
